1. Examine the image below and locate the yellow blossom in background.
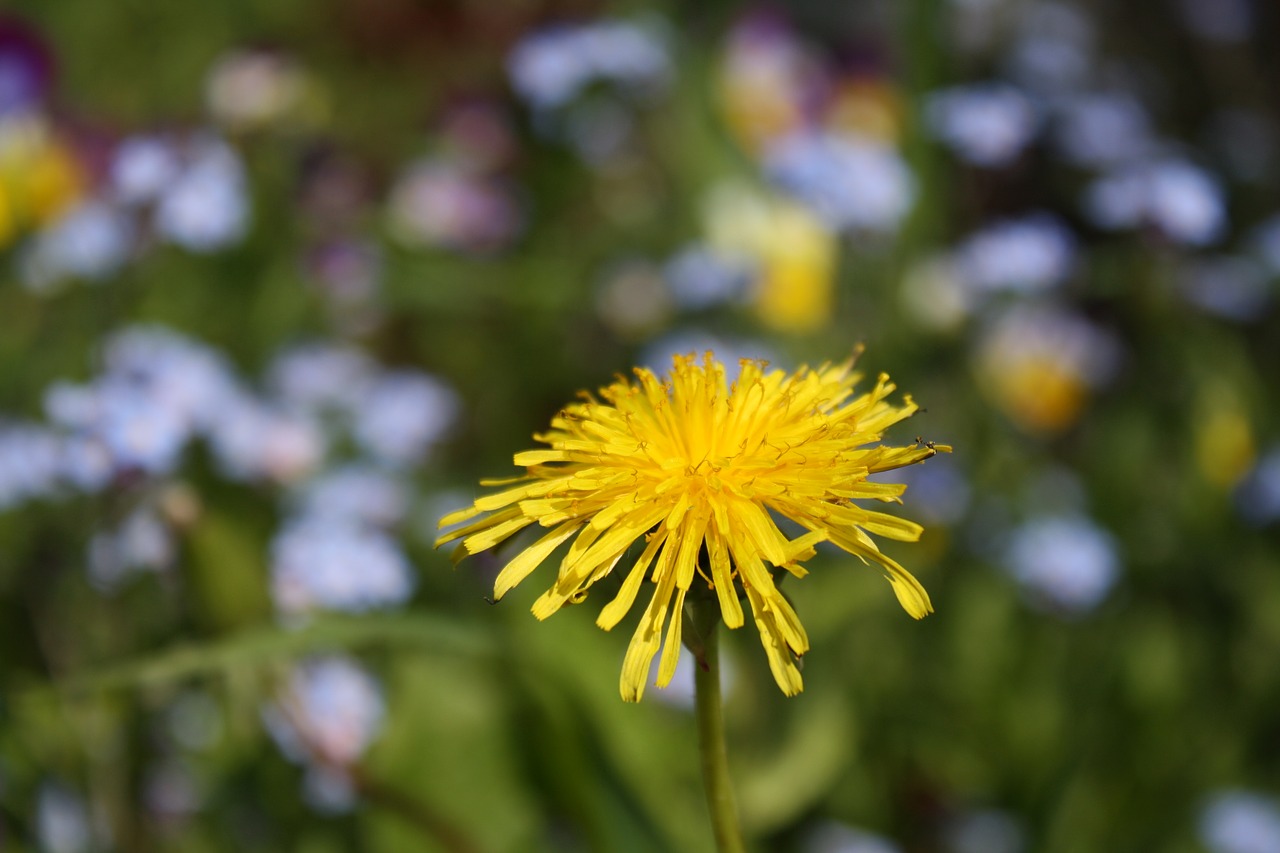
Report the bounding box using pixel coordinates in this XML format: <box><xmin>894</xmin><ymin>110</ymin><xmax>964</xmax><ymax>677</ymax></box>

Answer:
<box><xmin>974</xmin><ymin>306</ymin><xmax>1115</xmax><ymax>434</ymax></box>
<box><xmin>23</xmin><ymin>141</ymin><xmax>85</xmax><ymax>226</ymax></box>
<box><xmin>0</xmin><ymin>117</ymin><xmax>86</xmax><ymax>241</ymax></box>
<box><xmin>752</xmin><ymin>203</ymin><xmax>836</xmax><ymax>334</ymax></box>
<box><xmin>719</xmin><ymin>43</ymin><xmax>808</xmax><ymax>155</ymax></box>
<box><xmin>720</xmin><ymin>74</ymin><xmax>802</xmax><ymax>155</ymax></box>
<box><xmin>703</xmin><ymin>182</ymin><xmax>837</xmax><ymax>334</ymax></box>
<box><xmin>439</xmin><ymin>353</ymin><xmax>947</xmax><ymax>701</ymax></box>
<box><xmin>984</xmin><ymin>355</ymin><xmax>1087</xmax><ymax>434</ymax></box>
<box><xmin>826</xmin><ymin>78</ymin><xmax>905</xmax><ymax>143</ymax></box>
<box><xmin>1195</xmin><ymin>390</ymin><xmax>1255</xmax><ymax>490</ymax></box>
<box><xmin>0</xmin><ymin>190</ymin><xmax>14</xmax><ymax>247</ymax></box>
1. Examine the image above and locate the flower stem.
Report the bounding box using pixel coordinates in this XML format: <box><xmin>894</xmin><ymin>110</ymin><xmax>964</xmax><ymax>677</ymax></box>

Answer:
<box><xmin>694</xmin><ymin>624</ymin><xmax>748</xmax><ymax>853</ymax></box>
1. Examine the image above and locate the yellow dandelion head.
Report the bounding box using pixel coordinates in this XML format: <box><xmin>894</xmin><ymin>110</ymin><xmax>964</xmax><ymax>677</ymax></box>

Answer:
<box><xmin>438</xmin><ymin>352</ymin><xmax>949</xmax><ymax>701</ymax></box>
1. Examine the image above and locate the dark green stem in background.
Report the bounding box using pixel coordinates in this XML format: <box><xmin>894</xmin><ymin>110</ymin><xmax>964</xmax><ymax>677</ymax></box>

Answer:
<box><xmin>693</xmin><ymin>619</ymin><xmax>748</xmax><ymax>853</ymax></box>
<box><xmin>350</xmin><ymin>765</ymin><xmax>481</xmax><ymax>853</ymax></box>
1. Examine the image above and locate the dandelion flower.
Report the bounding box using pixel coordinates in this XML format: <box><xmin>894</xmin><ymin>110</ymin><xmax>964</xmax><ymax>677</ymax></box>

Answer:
<box><xmin>438</xmin><ymin>352</ymin><xmax>947</xmax><ymax>701</ymax></box>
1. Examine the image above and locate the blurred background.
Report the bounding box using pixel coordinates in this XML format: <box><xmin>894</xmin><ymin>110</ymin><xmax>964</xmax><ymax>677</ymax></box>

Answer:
<box><xmin>2</xmin><ymin>0</ymin><xmax>1279</xmax><ymax>850</ymax></box>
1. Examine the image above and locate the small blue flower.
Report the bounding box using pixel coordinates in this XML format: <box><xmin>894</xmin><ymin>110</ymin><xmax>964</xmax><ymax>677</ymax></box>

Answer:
<box><xmin>1084</xmin><ymin>159</ymin><xmax>1226</xmax><ymax>246</ymax></box>
<box><xmin>352</xmin><ymin>371</ymin><xmax>458</xmax><ymax>466</ymax></box>
<box><xmin>1003</xmin><ymin>514</ymin><xmax>1120</xmax><ymax>614</ymax></box>
<box><xmin>1199</xmin><ymin>790</ymin><xmax>1280</xmax><ymax>853</ymax></box>
<box><xmin>270</xmin><ymin>518</ymin><xmax>415</xmax><ymax>616</ymax></box>
<box><xmin>764</xmin><ymin>131</ymin><xmax>915</xmax><ymax>234</ymax></box>
<box><xmin>927</xmin><ymin>83</ymin><xmax>1041</xmax><ymax>167</ymax></box>
<box><xmin>954</xmin><ymin>214</ymin><xmax>1075</xmax><ymax>294</ymax></box>
<box><xmin>154</xmin><ymin>137</ymin><xmax>249</xmax><ymax>252</ymax></box>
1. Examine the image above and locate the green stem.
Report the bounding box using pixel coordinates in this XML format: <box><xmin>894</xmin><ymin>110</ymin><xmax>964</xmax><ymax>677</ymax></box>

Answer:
<box><xmin>349</xmin><ymin>765</ymin><xmax>481</xmax><ymax>853</ymax></box>
<box><xmin>694</xmin><ymin>624</ymin><xmax>748</xmax><ymax>853</ymax></box>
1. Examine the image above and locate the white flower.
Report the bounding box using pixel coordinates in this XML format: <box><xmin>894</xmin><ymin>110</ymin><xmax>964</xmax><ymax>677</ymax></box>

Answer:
<box><xmin>887</xmin><ymin>457</ymin><xmax>971</xmax><ymax>526</ymax></box>
<box><xmin>507</xmin><ymin>20</ymin><xmax>669</xmax><ymax>110</ymax></box>
<box><xmin>267</xmin><ymin>343</ymin><xmax>374</xmax><ymax>415</ymax></box>
<box><xmin>87</xmin><ymin>507</ymin><xmax>174</xmax><ymax>590</ymax></box>
<box><xmin>1235</xmin><ymin>446</ymin><xmax>1280</xmax><ymax>526</ymax></box>
<box><xmin>24</xmin><ymin>201</ymin><xmax>134</xmax><ymax>288</ymax></box>
<box><xmin>765</xmin><ymin>131</ymin><xmax>915</xmax><ymax>233</ymax></box>
<box><xmin>805</xmin><ymin>822</ymin><xmax>902</xmax><ymax>853</ymax></box>
<box><xmin>1052</xmin><ymin>92</ymin><xmax>1154</xmax><ymax>168</ymax></box>
<box><xmin>36</xmin><ymin>783</ymin><xmax>91</xmax><ymax>853</ymax></box>
<box><xmin>1249</xmin><ymin>215</ymin><xmax>1280</xmax><ymax>275</ymax></box>
<box><xmin>270</xmin><ymin>518</ymin><xmax>415</xmax><ymax>616</ymax></box>
<box><xmin>264</xmin><ymin>657</ymin><xmax>385</xmax><ymax>767</ymax></box>
<box><xmin>1176</xmin><ymin>0</ymin><xmax>1252</xmax><ymax>43</ymax></box>
<box><xmin>293</xmin><ymin>465</ymin><xmax>409</xmax><ymax>528</ymax></box>
<box><xmin>205</xmin><ymin>50</ymin><xmax>308</xmax><ymax>130</ymax></box>
<box><xmin>58</xmin><ymin>436</ymin><xmax>114</xmax><ymax>492</ymax></box>
<box><xmin>154</xmin><ymin>137</ymin><xmax>249</xmax><ymax>252</ymax></box>
<box><xmin>663</xmin><ymin>243</ymin><xmax>755</xmax><ymax>309</ymax></box>
<box><xmin>927</xmin><ymin>83</ymin><xmax>1041</xmax><ymax>167</ymax></box>
<box><xmin>352</xmin><ymin>371</ymin><xmax>458</xmax><ymax>466</ymax></box>
<box><xmin>0</xmin><ymin>423</ymin><xmax>63</xmax><ymax>509</ymax></box>
<box><xmin>1179</xmin><ymin>255</ymin><xmax>1272</xmax><ymax>322</ymax></box>
<box><xmin>1084</xmin><ymin>159</ymin><xmax>1226</xmax><ymax>246</ymax></box>
<box><xmin>386</xmin><ymin>158</ymin><xmax>522</xmax><ymax>252</ymax></box>
<box><xmin>103</xmin><ymin>326</ymin><xmax>240</xmax><ymax>431</ymax></box>
<box><xmin>92</xmin><ymin>381</ymin><xmax>192</xmax><ymax>475</ymax></box>
<box><xmin>1003</xmin><ymin>2</ymin><xmax>1095</xmax><ymax>95</ymax></box>
<box><xmin>1200</xmin><ymin>790</ymin><xmax>1280</xmax><ymax>853</ymax></box>
<box><xmin>946</xmin><ymin>809</ymin><xmax>1025</xmax><ymax>853</ymax></box>
<box><xmin>207</xmin><ymin>398</ymin><xmax>326</xmax><ymax>484</ymax></box>
<box><xmin>111</xmin><ymin>136</ymin><xmax>181</xmax><ymax>205</ymax></box>
<box><xmin>1003</xmin><ymin>514</ymin><xmax>1120</xmax><ymax>613</ymax></box>
<box><xmin>508</xmin><ymin>28</ymin><xmax>593</xmax><ymax>110</ymax></box>
<box><xmin>954</xmin><ymin>214</ymin><xmax>1075</xmax><ymax>293</ymax></box>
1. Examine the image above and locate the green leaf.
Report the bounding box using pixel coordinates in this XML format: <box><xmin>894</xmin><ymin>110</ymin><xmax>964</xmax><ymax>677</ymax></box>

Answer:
<box><xmin>52</xmin><ymin>613</ymin><xmax>495</xmax><ymax>696</ymax></box>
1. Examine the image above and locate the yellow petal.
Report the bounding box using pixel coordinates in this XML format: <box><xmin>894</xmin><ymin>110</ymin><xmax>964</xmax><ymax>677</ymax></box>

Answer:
<box><xmin>705</xmin><ymin>520</ymin><xmax>744</xmax><ymax>628</ymax></box>
<box><xmin>493</xmin><ymin>520</ymin><xmax>583</xmax><ymax>600</ymax></box>
<box><xmin>513</xmin><ymin>450</ymin><xmax>570</xmax><ymax>465</ymax></box>
<box><xmin>727</xmin><ymin>498</ymin><xmax>790</xmax><ymax>565</ymax></box>
<box><xmin>620</xmin><ymin>571</ymin><xmax>677</xmax><ymax>702</ymax></box>
<box><xmin>597</xmin><ymin>528</ymin><xmax>667</xmax><ymax>630</ymax></box>
<box><xmin>462</xmin><ymin>515</ymin><xmax>536</xmax><ymax>555</ymax></box>
<box><xmin>744</xmin><ymin>585</ymin><xmax>803</xmax><ymax>696</ymax></box>
<box><xmin>656</xmin><ymin>588</ymin><xmax>688</xmax><ymax>688</ymax></box>
<box><xmin>881</xmin><ymin>553</ymin><xmax>934</xmax><ymax>619</ymax></box>
<box><xmin>672</xmin><ymin>505</ymin><xmax>710</xmax><ymax>591</ymax></box>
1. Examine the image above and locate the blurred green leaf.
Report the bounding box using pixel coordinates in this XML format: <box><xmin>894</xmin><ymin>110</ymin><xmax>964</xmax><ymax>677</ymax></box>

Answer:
<box><xmin>738</xmin><ymin>689</ymin><xmax>855</xmax><ymax>834</ymax></box>
<box><xmin>55</xmin><ymin>613</ymin><xmax>495</xmax><ymax>695</ymax></box>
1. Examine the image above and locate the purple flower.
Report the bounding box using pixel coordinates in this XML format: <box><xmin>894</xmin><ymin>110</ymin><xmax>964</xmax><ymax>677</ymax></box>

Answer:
<box><xmin>386</xmin><ymin>158</ymin><xmax>522</xmax><ymax>253</ymax></box>
<box><xmin>0</xmin><ymin>17</ymin><xmax>53</xmax><ymax>116</ymax></box>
